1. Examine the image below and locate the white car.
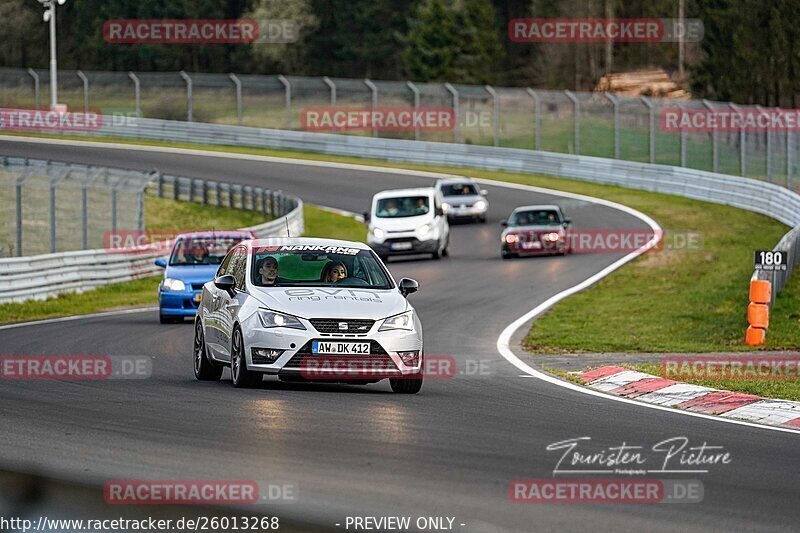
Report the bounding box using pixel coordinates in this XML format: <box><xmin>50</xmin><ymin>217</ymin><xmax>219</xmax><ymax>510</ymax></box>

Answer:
<box><xmin>435</xmin><ymin>178</ymin><xmax>489</xmax><ymax>223</ymax></box>
<box><xmin>365</xmin><ymin>187</ymin><xmax>450</xmax><ymax>261</ymax></box>
<box><xmin>193</xmin><ymin>238</ymin><xmax>424</xmax><ymax>393</ymax></box>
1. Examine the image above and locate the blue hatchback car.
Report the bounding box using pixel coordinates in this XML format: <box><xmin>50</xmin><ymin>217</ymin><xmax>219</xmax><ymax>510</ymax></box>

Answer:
<box><xmin>155</xmin><ymin>231</ymin><xmax>254</xmax><ymax>323</ymax></box>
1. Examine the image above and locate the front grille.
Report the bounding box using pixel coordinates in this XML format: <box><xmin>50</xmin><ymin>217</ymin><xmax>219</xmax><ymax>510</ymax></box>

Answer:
<box><xmin>282</xmin><ymin>339</ymin><xmax>393</xmax><ymax>370</ymax></box>
<box><xmin>191</xmin><ymin>283</ymin><xmax>205</xmax><ymax>290</ymax></box>
<box><xmin>309</xmin><ymin>318</ymin><xmax>375</xmax><ymax>334</ymax></box>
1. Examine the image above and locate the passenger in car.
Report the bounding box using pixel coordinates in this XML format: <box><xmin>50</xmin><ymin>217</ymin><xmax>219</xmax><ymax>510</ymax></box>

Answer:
<box><xmin>320</xmin><ymin>261</ymin><xmax>348</xmax><ymax>283</ymax></box>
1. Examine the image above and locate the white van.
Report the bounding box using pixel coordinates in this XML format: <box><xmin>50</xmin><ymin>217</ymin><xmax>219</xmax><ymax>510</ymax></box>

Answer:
<box><xmin>365</xmin><ymin>187</ymin><xmax>450</xmax><ymax>261</ymax></box>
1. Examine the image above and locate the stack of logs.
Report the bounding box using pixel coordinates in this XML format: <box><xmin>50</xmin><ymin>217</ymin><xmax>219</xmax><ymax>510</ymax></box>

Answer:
<box><xmin>595</xmin><ymin>69</ymin><xmax>690</xmax><ymax>99</ymax></box>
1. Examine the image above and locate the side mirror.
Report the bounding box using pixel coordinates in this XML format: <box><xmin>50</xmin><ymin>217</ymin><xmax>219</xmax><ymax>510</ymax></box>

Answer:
<box><xmin>398</xmin><ymin>278</ymin><xmax>419</xmax><ymax>297</ymax></box>
<box><xmin>500</xmin><ymin>220</ymin><xmax>508</xmax><ymax>227</ymax></box>
<box><xmin>563</xmin><ymin>218</ymin><xmax>572</xmax><ymax>226</ymax></box>
<box><xmin>155</xmin><ymin>257</ymin><xmax>167</xmax><ymax>268</ymax></box>
<box><xmin>435</xmin><ymin>206</ymin><xmax>444</xmax><ymax>217</ymax></box>
<box><xmin>480</xmin><ymin>189</ymin><xmax>488</xmax><ymax>196</ymax></box>
<box><xmin>214</xmin><ymin>274</ymin><xmax>237</xmax><ymax>297</ymax></box>
<box><xmin>362</xmin><ymin>211</ymin><xmax>371</xmax><ymax>223</ymax></box>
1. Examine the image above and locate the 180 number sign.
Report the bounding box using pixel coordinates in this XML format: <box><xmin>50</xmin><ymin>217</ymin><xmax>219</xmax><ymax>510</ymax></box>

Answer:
<box><xmin>754</xmin><ymin>250</ymin><xmax>788</xmax><ymax>271</ymax></box>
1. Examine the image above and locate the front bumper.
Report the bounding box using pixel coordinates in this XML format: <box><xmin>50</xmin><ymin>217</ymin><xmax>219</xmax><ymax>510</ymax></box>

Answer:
<box><xmin>446</xmin><ymin>204</ymin><xmax>487</xmax><ymax>219</ymax></box>
<box><xmin>159</xmin><ymin>290</ymin><xmax>202</xmax><ymax>316</ymax></box>
<box><xmin>369</xmin><ymin>237</ymin><xmax>439</xmax><ymax>256</ymax></box>
<box><xmin>502</xmin><ymin>240</ymin><xmax>567</xmax><ymax>256</ymax></box>
<box><xmin>240</xmin><ymin>317</ymin><xmax>423</xmax><ymax>379</ymax></box>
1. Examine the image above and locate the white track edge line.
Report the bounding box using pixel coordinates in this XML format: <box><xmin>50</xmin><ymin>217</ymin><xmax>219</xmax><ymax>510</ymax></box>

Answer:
<box><xmin>0</xmin><ymin>307</ymin><xmax>157</xmax><ymax>331</ymax></box>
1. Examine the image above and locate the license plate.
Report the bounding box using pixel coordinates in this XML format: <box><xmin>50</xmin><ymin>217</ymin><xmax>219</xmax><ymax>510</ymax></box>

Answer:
<box><xmin>522</xmin><ymin>241</ymin><xmax>541</xmax><ymax>250</ymax></box>
<box><xmin>312</xmin><ymin>341</ymin><xmax>371</xmax><ymax>355</ymax></box>
<box><xmin>390</xmin><ymin>242</ymin><xmax>413</xmax><ymax>251</ymax></box>
<box><xmin>194</xmin><ymin>293</ymin><xmax>202</xmax><ymax>302</ymax></box>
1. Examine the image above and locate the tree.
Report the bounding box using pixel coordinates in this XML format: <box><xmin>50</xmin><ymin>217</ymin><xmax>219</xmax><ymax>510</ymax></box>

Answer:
<box><xmin>403</xmin><ymin>0</ymin><xmax>461</xmax><ymax>81</ymax></box>
<box><xmin>453</xmin><ymin>0</ymin><xmax>504</xmax><ymax>84</ymax></box>
<box><xmin>245</xmin><ymin>0</ymin><xmax>318</xmax><ymax>73</ymax></box>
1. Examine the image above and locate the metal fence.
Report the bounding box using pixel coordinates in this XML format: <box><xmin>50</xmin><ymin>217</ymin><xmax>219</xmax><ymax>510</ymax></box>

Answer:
<box><xmin>0</xmin><ymin>158</ymin><xmax>146</xmax><ymax>257</ymax></box>
<box><xmin>0</xmin><ymin>157</ymin><xmax>298</xmax><ymax>258</ymax></box>
<box><xmin>0</xmin><ymin>67</ymin><xmax>797</xmax><ymax>190</ymax></box>
<box><xmin>0</xmin><ymin>157</ymin><xmax>303</xmax><ymax>303</ymax></box>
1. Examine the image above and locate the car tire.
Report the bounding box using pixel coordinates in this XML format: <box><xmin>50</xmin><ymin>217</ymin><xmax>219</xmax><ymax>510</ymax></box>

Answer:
<box><xmin>390</xmin><ymin>372</ymin><xmax>423</xmax><ymax>394</ymax></box>
<box><xmin>193</xmin><ymin>319</ymin><xmax>222</xmax><ymax>381</ymax></box>
<box><xmin>441</xmin><ymin>235</ymin><xmax>450</xmax><ymax>257</ymax></box>
<box><xmin>501</xmin><ymin>252</ymin><xmax>517</xmax><ymax>260</ymax></box>
<box><xmin>230</xmin><ymin>326</ymin><xmax>262</xmax><ymax>388</ymax></box>
<box><xmin>479</xmin><ymin>215</ymin><xmax>487</xmax><ymax>223</ymax></box>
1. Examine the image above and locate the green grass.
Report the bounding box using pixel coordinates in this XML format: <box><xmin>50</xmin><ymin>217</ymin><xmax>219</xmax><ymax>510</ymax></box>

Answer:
<box><xmin>627</xmin><ymin>363</ymin><xmax>800</xmax><ymax>402</ymax></box>
<box><xmin>0</xmin><ymin>201</ymin><xmax>365</xmax><ymax>325</ymax></box>
<box><xmin>145</xmin><ymin>196</ymin><xmax>267</xmax><ymax>232</ymax></box>
<box><xmin>0</xmin><ymin>275</ymin><xmax>162</xmax><ymax>324</ymax></box>
<box><xmin>2</xmin><ymin>133</ymin><xmax>798</xmax><ymax>352</ymax></box>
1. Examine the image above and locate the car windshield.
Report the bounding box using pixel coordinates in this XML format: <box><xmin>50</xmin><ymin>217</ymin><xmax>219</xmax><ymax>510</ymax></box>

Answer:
<box><xmin>169</xmin><ymin>236</ymin><xmax>245</xmax><ymax>266</ymax></box>
<box><xmin>441</xmin><ymin>183</ymin><xmax>478</xmax><ymax>196</ymax></box>
<box><xmin>251</xmin><ymin>246</ymin><xmax>394</xmax><ymax>289</ymax></box>
<box><xmin>510</xmin><ymin>210</ymin><xmax>562</xmax><ymax>226</ymax></box>
<box><xmin>375</xmin><ymin>196</ymin><xmax>429</xmax><ymax>218</ymax></box>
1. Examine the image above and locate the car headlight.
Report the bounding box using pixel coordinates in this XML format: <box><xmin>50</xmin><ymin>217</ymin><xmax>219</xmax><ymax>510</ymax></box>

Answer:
<box><xmin>379</xmin><ymin>310</ymin><xmax>415</xmax><ymax>332</ymax></box>
<box><xmin>258</xmin><ymin>309</ymin><xmax>306</xmax><ymax>330</ymax></box>
<box><xmin>474</xmin><ymin>200</ymin><xmax>487</xmax><ymax>210</ymax></box>
<box><xmin>504</xmin><ymin>234</ymin><xmax>519</xmax><ymax>244</ymax></box>
<box><xmin>416</xmin><ymin>223</ymin><xmax>432</xmax><ymax>237</ymax></box>
<box><xmin>372</xmin><ymin>227</ymin><xmax>386</xmax><ymax>239</ymax></box>
<box><xmin>162</xmin><ymin>278</ymin><xmax>186</xmax><ymax>291</ymax></box>
<box><xmin>544</xmin><ymin>232</ymin><xmax>560</xmax><ymax>242</ymax></box>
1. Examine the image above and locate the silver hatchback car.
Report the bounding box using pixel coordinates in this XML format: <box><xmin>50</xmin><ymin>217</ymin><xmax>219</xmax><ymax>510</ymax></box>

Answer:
<box><xmin>193</xmin><ymin>238</ymin><xmax>424</xmax><ymax>393</ymax></box>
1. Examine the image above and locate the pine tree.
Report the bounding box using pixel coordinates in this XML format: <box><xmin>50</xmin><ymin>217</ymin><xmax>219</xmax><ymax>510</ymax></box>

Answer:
<box><xmin>403</xmin><ymin>0</ymin><xmax>460</xmax><ymax>81</ymax></box>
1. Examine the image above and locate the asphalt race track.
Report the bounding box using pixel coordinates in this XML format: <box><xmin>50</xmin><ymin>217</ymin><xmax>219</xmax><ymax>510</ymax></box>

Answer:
<box><xmin>1</xmin><ymin>139</ymin><xmax>799</xmax><ymax>532</ymax></box>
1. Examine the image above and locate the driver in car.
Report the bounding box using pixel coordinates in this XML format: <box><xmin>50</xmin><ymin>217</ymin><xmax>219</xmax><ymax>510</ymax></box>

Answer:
<box><xmin>257</xmin><ymin>256</ymin><xmax>281</xmax><ymax>285</ymax></box>
<box><xmin>183</xmin><ymin>242</ymin><xmax>210</xmax><ymax>264</ymax></box>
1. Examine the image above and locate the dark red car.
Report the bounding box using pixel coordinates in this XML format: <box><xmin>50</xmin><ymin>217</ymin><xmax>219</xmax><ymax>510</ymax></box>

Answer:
<box><xmin>500</xmin><ymin>205</ymin><xmax>572</xmax><ymax>259</ymax></box>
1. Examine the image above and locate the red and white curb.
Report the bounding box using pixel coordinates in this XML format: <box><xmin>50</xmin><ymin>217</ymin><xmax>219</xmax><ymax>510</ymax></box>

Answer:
<box><xmin>577</xmin><ymin>366</ymin><xmax>800</xmax><ymax>430</ymax></box>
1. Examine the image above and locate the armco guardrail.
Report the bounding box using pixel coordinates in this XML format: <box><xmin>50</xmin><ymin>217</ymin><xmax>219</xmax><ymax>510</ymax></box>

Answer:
<box><xmin>47</xmin><ymin>115</ymin><xmax>800</xmax><ymax>223</ymax></box>
<box><xmin>0</xmin><ymin>158</ymin><xmax>303</xmax><ymax>303</ymax></box>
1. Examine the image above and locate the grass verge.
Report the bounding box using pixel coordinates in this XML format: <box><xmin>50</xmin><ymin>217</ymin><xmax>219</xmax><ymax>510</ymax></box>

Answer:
<box><xmin>0</xmin><ymin>202</ymin><xmax>364</xmax><ymax>325</ymax></box>
<box><xmin>2</xmin><ymin>133</ymin><xmax>798</xmax><ymax>352</ymax></box>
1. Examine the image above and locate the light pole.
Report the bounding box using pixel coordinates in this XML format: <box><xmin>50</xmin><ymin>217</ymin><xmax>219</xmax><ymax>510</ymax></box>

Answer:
<box><xmin>37</xmin><ymin>0</ymin><xmax>67</xmax><ymax>110</ymax></box>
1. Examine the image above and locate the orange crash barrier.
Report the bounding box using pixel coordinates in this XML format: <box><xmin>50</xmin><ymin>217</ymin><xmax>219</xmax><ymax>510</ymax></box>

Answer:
<box><xmin>749</xmin><ymin>279</ymin><xmax>772</xmax><ymax>304</ymax></box>
<box><xmin>745</xmin><ymin>326</ymin><xmax>766</xmax><ymax>346</ymax></box>
<box><xmin>745</xmin><ymin>279</ymin><xmax>772</xmax><ymax>346</ymax></box>
<box><xmin>747</xmin><ymin>302</ymin><xmax>769</xmax><ymax>329</ymax></box>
